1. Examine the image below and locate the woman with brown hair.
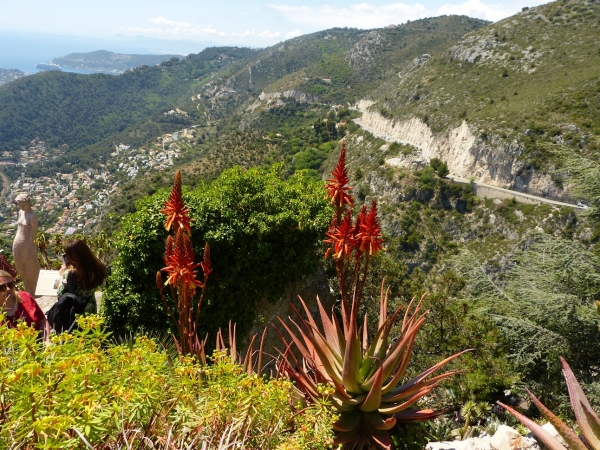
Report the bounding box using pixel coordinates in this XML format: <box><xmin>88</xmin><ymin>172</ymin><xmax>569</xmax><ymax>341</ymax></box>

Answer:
<box><xmin>57</xmin><ymin>239</ymin><xmax>107</xmax><ymax>315</ymax></box>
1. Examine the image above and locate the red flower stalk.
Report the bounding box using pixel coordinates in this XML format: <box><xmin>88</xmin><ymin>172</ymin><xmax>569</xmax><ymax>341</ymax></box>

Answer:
<box><xmin>356</xmin><ymin>200</ymin><xmax>384</xmax><ymax>256</ymax></box>
<box><xmin>156</xmin><ymin>271</ymin><xmax>163</xmax><ymax>294</ymax></box>
<box><xmin>162</xmin><ymin>228</ymin><xmax>202</xmax><ymax>295</ymax></box>
<box><xmin>324</xmin><ymin>211</ymin><xmax>357</xmax><ymax>260</ymax></box>
<box><xmin>160</xmin><ymin>170</ymin><xmax>192</xmax><ymax>234</ymax></box>
<box><xmin>201</xmin><ymin>243</ymin><xmax>212</xmax><ymax>278</ymax></box>
<box><xmin>325</xmin><ymin>143</ymin><xmax>354</xmax><ymax>211</ymax></box>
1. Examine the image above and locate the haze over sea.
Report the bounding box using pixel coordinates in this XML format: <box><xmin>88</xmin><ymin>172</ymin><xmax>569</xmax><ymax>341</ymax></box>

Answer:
<box><xmin>0</xmin><ymin>31</ymin><xmax>211</xmax><ymax>74</ymax></box>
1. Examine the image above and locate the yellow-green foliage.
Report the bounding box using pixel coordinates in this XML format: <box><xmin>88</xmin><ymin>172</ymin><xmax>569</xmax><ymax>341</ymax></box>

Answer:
<box><xmin>0</xmin><ymin>315</ymin><xmax>336</xmax><ymax>449</ymax></box>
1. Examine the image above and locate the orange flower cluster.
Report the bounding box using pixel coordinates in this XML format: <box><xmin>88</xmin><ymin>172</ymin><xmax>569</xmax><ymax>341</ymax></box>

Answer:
<box><xmin>325</xmin><ymin>142</ymin><xmax>353</xmax><ymax>210</ymax></box>
<box><xmin>324</xmin><ymin>200</ymin><xmax>384</xmax><ymax>260</ymax></box>
<box><xmin>324</xmin><ymin>145</ymin><xmax>384</xmax><ymax>261</ymax></box>
<box><xmin>162</xmin><ymin>228</ymin><xmax>203</xmax><ymax>295</ymax></box>
<box><xmin>160</xmin><ymin>170</ymin><xmax>192</xmax><ymax>234</ymax></box>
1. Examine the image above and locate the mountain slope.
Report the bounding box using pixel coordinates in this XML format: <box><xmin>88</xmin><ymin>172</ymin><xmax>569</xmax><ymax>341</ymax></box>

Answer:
<box><xmin>0</xmin><ymin>47</ymin><xmax>255</xmax><ymax>152</ymax></box>
<box><xmin>358</xmin><ymin>0</ymin><xmax>600</xmax><ymax>197</ymax></box>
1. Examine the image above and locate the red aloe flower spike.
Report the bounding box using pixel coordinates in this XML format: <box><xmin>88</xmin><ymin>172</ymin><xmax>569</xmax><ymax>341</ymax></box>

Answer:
<box><xmin>201</xmin><ymin>243</ymin><xmax>212</xmax><ymax>278</ymax></box>
<box><xmin>357</xmin><ymin>200</ymin><xmax>385</xmax><ymax>256</ymax></box>
<box><xmin>156</xmin><ymin>271</ymin><xmax>163</xmax><ymax>294</ymax></box>
<box><xmin>160</xmin><ymin>170</ymin><xmax>192</xmax><ymax>234</ymax></box>
<box><xmin>324</xmin><ymin>211</ymin><xmax>357</xmax><ymax>260</ymax></box>
<box><xmin>162</xmin><ymin>228</ymin><xmax>202</xmax><ymax>294</ymax></box>
<box><xmin>325</xmin><ymin>142</ymin><xmax>354</xmax><ymax>212</ymax></box>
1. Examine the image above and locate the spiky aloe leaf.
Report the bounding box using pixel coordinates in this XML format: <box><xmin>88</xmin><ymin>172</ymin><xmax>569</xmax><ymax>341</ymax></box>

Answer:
<box><xmin>384</xmin><ymin>349</ymin><xmax>471</xmax><ymax>395</ymax></box>
<box><xmin>365</xmin><ymin>423</ymin><xmax>393</xmax><ymax>450</ymax></box>
<box><xmin>333</xmin><ymin>410</ymin><xmax>362</xmax><ymax>432</ymax></box>
<box><xmin>333</xmin><ymin>426</ymin><xmax>360</xmax><ymax>445</ymax></box>
<box><xmin>316</xmin><ymin>297</ymin><xmax>342</xmax><ymax>354</ymax></box>
<box><xmin>378</xmin><ymin>381</ymin><xmax>443</xmax><ymax>415</ymax></box>
<box><xmin>561</xmin><ymin>357</ymin><xmax>600</xmax><ymax>449</ymax></box>
<box><xmin>498</xmin><ymin>402</ymin><xmax>573</xmax><ymax>450</ymax></box>
<box><xmin>383</xmin><ymin>371</ymin><xmax>461</xmax><ymax>403</ymax></box>
<box><xmin>394</xmin><ymin>408</ymin><xmax>444</xmax><ymax>423</ymax></box>
<box><xmin>359</xmin><ymin>319</ymin><xmax>391</xmax><ymax>381</ymax></box>
<box><xmin>342</xmin><ymin>330</ymin><xmax>362</xmax><ymax>394</ymax></box>
<box><xmin>330</xmin><ymin>393</ymin><xmax>367</xmax><ymax>412</ymax></box>
<box><xmin>524</xmin><ymin>388</ymin><xmax>588</xmax><ymax>450</ymax></box>
<box><xmin>278</xmin><ymin>317</ymin><xmax>343</xmax><ymax>385</ymax></box>
<box><xmin>360</xmin><ymin>364</ymin><xmax>384</xmax><ymax>412</ymax></box>
<box><xmin>362</xmin><ymin>411</ymin><xmax>397</xmax><ymax>431</ymax></box>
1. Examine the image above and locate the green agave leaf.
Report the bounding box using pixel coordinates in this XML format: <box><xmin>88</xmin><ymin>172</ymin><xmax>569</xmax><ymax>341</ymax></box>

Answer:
<box><xmin>359</xmin><ymin>318</ymin><xmax>390</xmax><ymax>382</ymax></box>
<box><xmin>333</xmin><ymin>426</ymin><xmax>360</xmax><ymax>445</ymax></box>
<box><xmin>282</xmin><ymin>317</ymin><xmax>343</xmax><ymax>385</ymax></box>
<box><xmin>331</xmin><ymin>309</ymin><xmax>346</xmax><ymax>356</ymax></box>
<box><xmin>394</xmin><ymin>408</ymin><xmax>443</xmax><ymax>423</ymax></box>
<box><xmin>378</xmin><ymin>282</ymin><xmax>390</xmax><ymax>330</ymax></box>
<box><xmin>499</xmin><ymin>402</ymin><xmax>572</xmax><ymax>450</ymax></box>
<box><xmin>342</xmin><ymin>330</ymin><xmax>362</xmax><ymax>394</ymax></box>
<box><xmin>384</xmin><ymin>349</ymin><xmax>471</xmax><ymax>395</ymax></box>
<box><xmin>362</xmin><ymin>411</ymin><xmax>397</xmax><ymax>431</ymax></box>
<box><xmin>364</xmin><ymin>421</ymin><xmax>393</xmax><ymax>450</ymax></box>
<box><xmin>316</xmin><ymin>297</ymin><xmax>341</xmax><ymax>355</ymax></box>
<box><xmin>525</xmin><ymin>388</ymin><xmax>588</xmax><ymax>450</ymax></box>
<box><xmin>363</xmin><ymin>304</ymin><xmax>405</xmax><ymax>382</ymax></box>
<box><xmin>362</xmin><ymin>313</ymin><xmax>368</xmax><ymax>354</ymax></box>
<box><xmin>561</xmin><ymin>357</ymin><xmax>600</xmax><ymax>450</ymax></box>
<box><xmin>333</xmin><ymin>410</ymin><xmax>362</xmax><ymax>432</ymax></box>
<box><xmin>331</xmin><ymin>392</ymin><xmax>367</xmax><ymax>412</ymax></box>
<box><xmin>303</xmin><ymin>320</ymin><xmax>344</xmax><ymax>374</ymax></box>
<box><xmin>359</xmin><ymin>363</ymin><xmax>384</xmax><ymax>412</ymax></box>
<box><xmin>378</xmin><ymin>381</ymin><xmax>442</xmax><ymax>414</ymax></box>
<box><xmin>383</xmin><ymin>371</ymin><xmax>461</xmax><ymax>403</ymax></box>
<box><xmin>363</xmin><ymin>313</ymin><xmax>427</xmax><ymax>390</ymax></box>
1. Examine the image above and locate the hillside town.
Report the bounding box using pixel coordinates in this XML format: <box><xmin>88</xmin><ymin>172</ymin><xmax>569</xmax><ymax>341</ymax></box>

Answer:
<box><xmin>0</xmin><ymin>133</ymin><xmax>183</xmax><ymax>240</ymax></box>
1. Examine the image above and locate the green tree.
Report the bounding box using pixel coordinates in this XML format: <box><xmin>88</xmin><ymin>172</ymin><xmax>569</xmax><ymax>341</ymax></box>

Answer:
<box><xmin>102</xmin><ymin>165</ymin><xmax>331</xmax><ymax>339</ymax></box>
<box><xmin>430</xmin><ymin>157</ymin><xmax>450</xmax><ymax>178</ymax></box>
<box><xmin>452</xmin><ymin>235</ymin><xmax>600</xmax><ymax>409</ymax></box>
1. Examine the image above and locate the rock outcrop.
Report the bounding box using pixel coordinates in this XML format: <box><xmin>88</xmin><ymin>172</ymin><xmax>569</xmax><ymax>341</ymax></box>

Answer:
<box><xmin>355</xmin><ymin>103</ymin><xmax>565</xmax><ymax>199</ymax></box>
<box><xmin>426</xmin><ymin>425</ymin><xmax>541</xmax><ymax>450</ymax></box>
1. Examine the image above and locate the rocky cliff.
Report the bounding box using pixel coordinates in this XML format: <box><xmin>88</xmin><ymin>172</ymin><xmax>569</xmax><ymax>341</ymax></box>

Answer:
<box><xmin>356</xmin><ymin>103</ymin><xmax>565</xmax><ymax>198</ymax></box>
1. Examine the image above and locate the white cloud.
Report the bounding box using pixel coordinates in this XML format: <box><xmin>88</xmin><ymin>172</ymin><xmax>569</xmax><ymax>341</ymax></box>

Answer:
<box><xmin>231</xmin><ymin>29</ymin><xmax>283</xmax><ymax>39</ymax></box>
<box><xmin>124</xmin><ymin>17</ymin><xmax>226</xmax><ymax>38</ymax></box>
<box><xmin>437</xmin><ymin>0</ymin><xmax>514</xmax><ymax>22</ymax></box>
<box><xmin>267</xmin><ymin>1</ymin><xmax>550</xmax><ymax>30</ymax></box>
<box><xmin>285</xmin><ymin>29</ymin><xmax>302</xmax><ymax>39</ymax></box>
<box><xmin>267</xmin><ymin>3</ymin><xmax>428</xmax><ymax>29</ymax></box>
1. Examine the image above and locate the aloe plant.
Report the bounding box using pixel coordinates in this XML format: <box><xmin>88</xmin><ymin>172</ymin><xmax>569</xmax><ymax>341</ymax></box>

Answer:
<box><xmin>156</xmin><ymin>170</ymin><xmax>212</xmax><ymax>361</ymax></box>
<box><xmin>500</xmin><ymin>357</ymin><xmax>600</xmax><ymax>450</ymax></box>
<box><xmin>278</xmin><ymin>143</ymin><xmax>468</xmax><ymax>449</ymax></box>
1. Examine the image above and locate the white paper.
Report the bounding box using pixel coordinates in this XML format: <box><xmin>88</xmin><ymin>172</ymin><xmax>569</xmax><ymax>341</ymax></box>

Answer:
<box><xmin>35</xmin><ymin>270</ymin><xmax>61</xmax><ymax>297</ymax></box>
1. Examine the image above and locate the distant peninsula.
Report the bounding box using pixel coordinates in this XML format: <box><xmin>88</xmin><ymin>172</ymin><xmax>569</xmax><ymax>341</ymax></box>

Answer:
<box><xmin>0</xmin><ymin>68</ymin><xmax>27</xmax><ymax>86</ymax></box>
<box><xmin>37</xmin><ymin>50</ymin><xmax>181</xmax><ymax>74</ymax></box>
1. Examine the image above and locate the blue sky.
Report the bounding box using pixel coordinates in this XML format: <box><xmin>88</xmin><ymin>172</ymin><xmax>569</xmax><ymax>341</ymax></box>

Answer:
<box><xmin>0</xmin><ymin>0</ymin><xmax>550</xmax><ymax>50</ymax></box>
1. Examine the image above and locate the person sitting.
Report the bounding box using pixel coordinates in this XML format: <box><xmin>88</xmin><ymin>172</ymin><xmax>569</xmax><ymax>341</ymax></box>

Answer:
<box><xmin>57</xmin><ymin>239</ymin><xmax>107</xmax><ymax>315</ymax></box>
<box><xmin>0</xmin><ymin>270</ymin><xmax>50</xmax><ymax>344</ymax></box>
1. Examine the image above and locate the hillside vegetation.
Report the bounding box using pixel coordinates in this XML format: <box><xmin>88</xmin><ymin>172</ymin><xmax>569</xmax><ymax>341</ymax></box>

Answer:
<box><xmin>369</xmin><ymin>0</ymin><xmax>600</xmax><ymax>171</ymax></box>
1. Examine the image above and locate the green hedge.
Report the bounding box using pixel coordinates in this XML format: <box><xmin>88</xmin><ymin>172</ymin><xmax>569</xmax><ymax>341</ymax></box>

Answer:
<box><xmin>102</xmin><ymin>165</ymin><xmax>331</xmax><ymax>338</ymax></box>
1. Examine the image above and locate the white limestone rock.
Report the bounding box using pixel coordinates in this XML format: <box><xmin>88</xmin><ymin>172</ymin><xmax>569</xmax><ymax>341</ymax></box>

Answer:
<box><xmin>491</xmin><ymin>425</ymin><xmax>540</xmax><ymax>450</ymax></box>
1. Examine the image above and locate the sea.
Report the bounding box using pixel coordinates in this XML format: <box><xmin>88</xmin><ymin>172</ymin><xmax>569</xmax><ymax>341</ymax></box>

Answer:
<box><xmin>0</xmin><ymin>31</ymin><xmax>212</xmax><ymax>75</ymax></box>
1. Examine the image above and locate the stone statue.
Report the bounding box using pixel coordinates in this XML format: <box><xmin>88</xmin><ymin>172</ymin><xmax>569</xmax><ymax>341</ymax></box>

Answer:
<box><xmin>12</xmin><ymin>193</ymin><xmax>41</xmax><ymax>296</ymax></box>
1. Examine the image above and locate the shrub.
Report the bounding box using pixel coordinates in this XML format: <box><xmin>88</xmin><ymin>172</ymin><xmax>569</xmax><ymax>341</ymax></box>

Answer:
<box><xmin>0</xmin><ymin>315</ymin><xmax>336</xmax><ymax>449</ymax></box>
<box><xmin>102</xmin><ymin>165</ymin><xmax>331</xmax><ymax>339</ymax></box>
